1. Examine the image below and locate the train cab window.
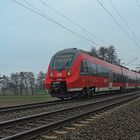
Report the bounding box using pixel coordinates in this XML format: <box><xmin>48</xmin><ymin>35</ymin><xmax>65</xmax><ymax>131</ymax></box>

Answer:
<box><xmin>53</xmin><ymin>53</ymin><xmax>74</xmax><ymax>70</ymax></box>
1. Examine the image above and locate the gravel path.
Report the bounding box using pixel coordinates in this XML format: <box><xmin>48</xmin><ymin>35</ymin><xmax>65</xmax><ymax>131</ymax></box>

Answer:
<box><xmin>63</xmin><ymin>97</ymin><xmax>140</xmax><ymax>140</ymax></box>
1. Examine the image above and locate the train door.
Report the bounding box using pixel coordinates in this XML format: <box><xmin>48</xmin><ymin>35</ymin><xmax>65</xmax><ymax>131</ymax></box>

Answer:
<box><xmin>109</xmin><ymin>69</ymin><xmax>113</xmax><ymax>90</ymax></box>
<box><xmin>134</xmin><ymin>72</ymin><xmax>137</xmax><ymax>89</ymax></box>
<box><xmin>121</xmin><ymin>67</ymin><xmax>125</xmax><ymax>88</ymax></box>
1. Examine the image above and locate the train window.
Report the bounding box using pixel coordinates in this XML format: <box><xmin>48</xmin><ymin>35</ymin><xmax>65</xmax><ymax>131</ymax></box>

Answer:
<box><xmin>103</xmin><ymin>67</ymin><xmax>107</xmax><ymax>77</ymax></box>
<box><xmin>119</xmin><ymin>74</ymin><xmax>122</xmax><ymax>82</ymax></box>
<box><xmin>128</xmin><ymin>76</ymin><xmax>131</xmax><ymax>83</ymax></box>
<box><xmin>82</xmin><ymin>61</ymin><xmax>97</xmax><ymax>76</ymax></box>
<box><xmin>100</xmin><ymin>66</ymin><xmax>104</xmax><ymax>77</ymax></box>
<box><xmin>101</xmin><ymin>66</ymin><xmax>105</xmax><ymax>77</ymax></box>
<box><xmin>122</xmin><ymin>75</ymin><xmax>125</xmax><ymax>83</ymax></box>
<box><xmin>128</xmin><ymin>76</ymin><xmax>130</xmax><ymax>83</ymax></box>
<box><xmin>123</xmin><ymin>75</ymin><xmax>126</xmax><ymax>82</ymax></box>
<box><xmin>117</xmin><ymin>74</ymin><xmax>120</xmax><ymax>82</ymax></box>
<box><xmin>105</xmin><ymin>68</ymin><xmax>109</xmax><ymax>77</ymax></box>
<box><xmin>121</xmin><ymin>75</ymin><xmax>123</xmax><ymax>82</ymax></box>
<box><xmin>126</xmin><ymin>76</ymin><xmax>127</xmax><ymax>82</ymax></box>
<box><xmin>80</xmin><ymin>61</ymin><xmax>88</xmax><ymax>75</ymax></box>
<box><xmin>113</xmin><ymin>73</ymin><xmax>116</xmax><ymax>82</ymax></box>
<box><xmin>91</xmin><ymin>63</ymin><xmax>97</xmax><ymax>75</ymax></box>
<box><xmin>113</xmin><ymin>73</ymin><xmax>124</xmax><ymax>83</ymax></box>
<box><xmin>100</xmin><ymin>66</ymin><xmax>103</xmax><ymax>77</ymax></box>
<box><xmin>103</xmin><ymin>67</ymin><xmax>105</xmax><ymax>77</ymax></box>
<box><xmin>86</xmin><ymin>61</ymin><xmax>92</xmax><ymax>75</ymax></box>
<box><xmin>96</xmin><ymin>65</ymin><xmax>100</xmax><ymax>77</ymax></box>
<box><xmin>102</xmin><ymin>66</ymin><xmax>108</xmax><ymax>77</ymax></box>
<box><xmin>81</xmin><ymin>61</ymin><xmax>110</xmax><ymax>78</ymax></box>
<box><xmin>116</xmin><ymin>74</ymin><xmax>119</xmax><ymax>82</ymax></box>
<box><xmin>96</xmin><ymin>65</ymin><xmax>104</xmax><ymax>77</ymax></box>
<box><xmin>126</xmin><ymin>76</ymin><xmax>128</xmax><ymax>83</ymax></box>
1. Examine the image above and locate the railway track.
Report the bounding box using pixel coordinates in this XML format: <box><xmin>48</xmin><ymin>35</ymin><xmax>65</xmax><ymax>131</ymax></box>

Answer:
<box><xmin>0</xmin><ymin>92</ymin><xmax>124</xmax><ymax>122</ymax></box>
<box><xmin>0</xmin><ymin>91</ymin><xmax>139</xmax><ymax>140</ymax></box>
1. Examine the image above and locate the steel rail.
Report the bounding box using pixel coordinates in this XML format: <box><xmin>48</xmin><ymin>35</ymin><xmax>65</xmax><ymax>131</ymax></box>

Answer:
<box><xmin>0</xmin><ymin>91</ymin><xmax>138</xmax><ymax>127</ymax></box>
<box><xmin>0</xmin><ymin>91</ymin><xmax>139</xmax><ymax>140</ymax></box>
<box><xmin>0</xmin><ymin>92</ymin><xmax>128</xmax><ymax>123</ymax></box>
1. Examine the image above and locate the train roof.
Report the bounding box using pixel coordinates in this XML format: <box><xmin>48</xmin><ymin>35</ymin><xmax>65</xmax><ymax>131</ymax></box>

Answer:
<box><xmin>55</xmin><ymin>48</ymin><xmax>80</xmax><ymax>55</ymax></box>
<box><xmin>55</xmin><ymin>48</ymin><xmax>92</xmax><ymax>56</ymax></box>
<box><xmin>55</xmin><ymin>48</ymin><xmax>140</xmax><ymax>76</ymax></box>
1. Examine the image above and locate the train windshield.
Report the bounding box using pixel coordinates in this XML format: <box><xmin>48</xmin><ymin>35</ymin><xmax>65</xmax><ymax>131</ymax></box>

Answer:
<box><xmin>53</xmin><ymin>53</ymin><xmax>74</xmax><ymax>70</ymax></box>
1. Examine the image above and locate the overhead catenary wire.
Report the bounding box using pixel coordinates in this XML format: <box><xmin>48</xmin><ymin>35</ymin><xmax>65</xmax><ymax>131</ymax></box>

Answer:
<box><xmin>38</xmin><ymin>0</ymin><xmax>110</xmax><ymax>46</ymax></box>
<box><xmin>108</xmin><ymin>0</ymin><xmax>140</xmax><ymax>45</ymax></box>
<box><xmin>96</xmin><ymin>0</ymin><xmax>140</xmax><ymax>49</ymax></box>
<box><xmin>136</xmin><ymin>0</ymin><xmax>140</xmax><ymax>9</ymax></box>
<box><xmin>11</xmin><ymin>0</ymin><xmax>99</xmax><ymax>47</ymax></box>
<box><xmin>108</xmin><ymin>0</ymin><xmax>136</xmax><ymax>38</ymax></box>
<box><xmin>124</xmin><ymin>58</ymin><xmax>138</xmax><ymax>66</ymax></box>
<box><xmin>135</xmin><ymin>0</ymin><xmax>140</xmax><ymax>46</ymax></box>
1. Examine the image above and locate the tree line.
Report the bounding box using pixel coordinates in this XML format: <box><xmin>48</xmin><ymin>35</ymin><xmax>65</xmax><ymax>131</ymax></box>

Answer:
<box><xmin>89</xmin><ymin>45</ymin><xmax>121</xmax><ymax>65</ymax></box>
<box><xmin>0</xmin><ymin>71</ymin><xmax>46</xmax><ymax>96</ymax></box>
<box><xmin>89</xmin><ymin>45</ymin><xmax>140</xmax><ymax>72</ymax></box>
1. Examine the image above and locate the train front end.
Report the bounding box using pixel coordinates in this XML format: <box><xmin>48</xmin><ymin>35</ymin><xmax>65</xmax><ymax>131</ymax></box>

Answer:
<box><xmin>44</xmin><ymin>48</ymin><xmax>81</xmax><ymax>99</ymax></box>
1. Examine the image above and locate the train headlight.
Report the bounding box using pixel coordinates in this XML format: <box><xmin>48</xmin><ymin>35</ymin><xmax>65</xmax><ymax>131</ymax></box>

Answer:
<box><xmin>67</xmin><ymin>69</ymin><xmax>72</xmax><ymax>76</ymax></box>
<box><xmin>50</xmin><ymin>72</ymin><xmax>53</xmax><ymax>77</ymax></box>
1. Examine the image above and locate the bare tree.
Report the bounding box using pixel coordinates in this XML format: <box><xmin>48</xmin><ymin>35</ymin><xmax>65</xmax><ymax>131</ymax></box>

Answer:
<box><xmin>37</xmin><ymin>71</ymin><xmax>46</xmax><ymax>94</ymax></box>
<box><xmin>90</xmin><ymin>45</ymin><xmax>121</xmax><ymax>65</ymax></box>
<box><xmin>19</xmin><ymin>72</ymin><xmax>25</xmax><ymax>95</ymax></box>
<box><xmin>10</xmin><ymin>73</ymin><xmax>19</xmax><ymax>95</ymax></box>
<box><xmin>90</xmin><ymin>47</ymin><xmax>99</xmax><ymax>58</ymax></box>
<box><xmin>7</xmin><ymin>81</ymin><xmax>16</xmax><ymax>95</ymax></box>
<box><xmin>98</xmin><ymin>47</ymin><xmax>108</xmax><ymax>61</ymax></box>
<box><xmin>106</xmin><ymin>45</ymin><xmax>116</xmax><ymax>63</ymax></box>
<box><xmin>0</xmin><ymin>75</ymin><xmax>9</xmax><ymax>95</ymax></box>
<box><xmin>23</xmin><ymin>72</ymin><xmax>29</xmax><ymax>95</ymax></box>
<box><xmin>28</xmin><ymin>72</ymin><xmax>35</xmax><ymax>95</ymax></box>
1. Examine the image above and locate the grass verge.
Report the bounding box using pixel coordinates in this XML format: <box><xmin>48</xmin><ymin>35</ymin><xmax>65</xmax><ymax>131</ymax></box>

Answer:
<box><xmin>0</xmin><ymin>94</ymin><xmax>57</xmax><ymax>107</ymax></box>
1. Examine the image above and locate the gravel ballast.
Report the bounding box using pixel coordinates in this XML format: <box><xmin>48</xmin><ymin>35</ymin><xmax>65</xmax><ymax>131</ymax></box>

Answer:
<box><xmin>63</xmin><ymin>97</ymin><xmax>140</xmax><ymax>140</ymax></box>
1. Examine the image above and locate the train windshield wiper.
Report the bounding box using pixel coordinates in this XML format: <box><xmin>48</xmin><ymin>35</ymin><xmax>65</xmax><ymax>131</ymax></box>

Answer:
<box><xmin>60</xmin><ymin>60</ymin><xmax>69</xmax><ymax>71</ymax></box>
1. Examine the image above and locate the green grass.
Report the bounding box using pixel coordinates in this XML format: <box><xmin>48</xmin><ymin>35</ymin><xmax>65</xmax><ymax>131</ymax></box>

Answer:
<box><xmin>0</xmin><ymin>94</ymin><xmax>57</xmax><ymax>107</ymax></box>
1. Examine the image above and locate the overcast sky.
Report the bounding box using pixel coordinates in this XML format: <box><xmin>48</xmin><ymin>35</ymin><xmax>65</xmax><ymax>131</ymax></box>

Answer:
<box><xmin>1</xmin><ymin>0</ymin><xmax>140</xmax><ymax>75</ymax></box>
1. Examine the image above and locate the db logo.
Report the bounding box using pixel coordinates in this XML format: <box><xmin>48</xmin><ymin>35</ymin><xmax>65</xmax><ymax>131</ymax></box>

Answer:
<box><xmin>104</xmin><ymin>79</ymin><xmax>108</xmax><ymax>83</ymax></box>
<box><xmin>57</xmin><ymin>73</ymin><xmax>62</xmax><ymax>77</ymax></box>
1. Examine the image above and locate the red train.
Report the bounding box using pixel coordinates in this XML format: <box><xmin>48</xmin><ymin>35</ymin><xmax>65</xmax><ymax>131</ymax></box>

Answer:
<box><xmin>44</xmin><ymin>48</ymin><xmax>140</xmax><ymax>99</ymax></box>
